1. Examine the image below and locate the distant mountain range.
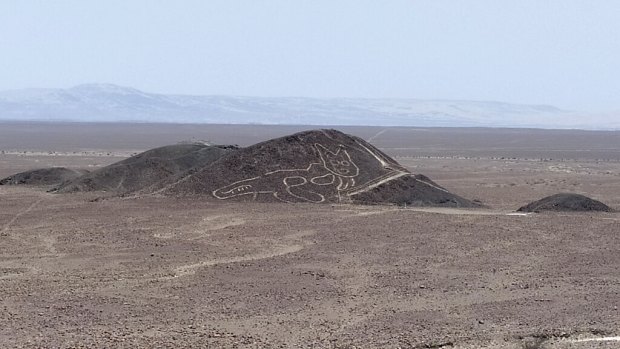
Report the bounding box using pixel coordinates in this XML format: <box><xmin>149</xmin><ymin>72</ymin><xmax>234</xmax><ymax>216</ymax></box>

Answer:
<box><xmin>0</xmin><ymin>83</ymin><xmax>616</xmax><ymax>129</ymax></box>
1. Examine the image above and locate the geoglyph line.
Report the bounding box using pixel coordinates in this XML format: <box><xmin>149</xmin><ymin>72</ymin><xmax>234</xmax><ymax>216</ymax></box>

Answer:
<box><xmin>157</xmin><ymin>139</ymin><xmax>440</xmax><ymax>204</ymax></box>
<box><xmin>212</xmin><ymin>143</ymin><xmax>360</xmax><ymax>202</ymax></box>
<box><xmin>1</xmin><ymin>197</ymin><xmax>44</xmax><ymax>234</ymax></box>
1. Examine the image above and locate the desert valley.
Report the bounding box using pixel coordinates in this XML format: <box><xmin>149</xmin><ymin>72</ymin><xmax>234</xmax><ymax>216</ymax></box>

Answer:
<box><xmin>0</xmin><ymin>122</ymin><xmax>619</xmax><ymax>348</ymax></box>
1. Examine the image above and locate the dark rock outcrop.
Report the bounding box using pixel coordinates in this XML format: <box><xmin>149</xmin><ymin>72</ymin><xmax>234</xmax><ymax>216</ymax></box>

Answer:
<box><xmin>518</xmin><ymin>193</ymin><xmax>612</xmax><ymax>212</ymax></box>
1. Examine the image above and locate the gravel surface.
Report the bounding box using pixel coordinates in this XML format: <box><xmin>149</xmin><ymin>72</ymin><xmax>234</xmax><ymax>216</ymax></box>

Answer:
<box><xmin>1</xmin><ymin>187</ymin><xmax>618</xmax><ymax>348</ymax></box>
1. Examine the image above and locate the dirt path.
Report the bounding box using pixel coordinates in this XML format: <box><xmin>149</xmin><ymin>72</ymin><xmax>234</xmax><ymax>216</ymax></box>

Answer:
<box><xmin>366</xmin><ymin>128</ymin><xmax>388</xmax><ymax>143</ymax></box>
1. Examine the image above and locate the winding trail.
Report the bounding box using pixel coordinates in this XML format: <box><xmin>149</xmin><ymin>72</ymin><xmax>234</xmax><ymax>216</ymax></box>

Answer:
<box><xmin>171</xmin><ymin>244</ymin><xmax>307</xmax><ymax>278</ymax></box>
<box><xmin>567</xmin><ymin>336</ymin><xmax>620</xmax><ymax>343</ymax></box>
<box><xmin>148</xmin><ymin>172</ymin><xmax>194</xmax><ymax>196</ymax></box>
<box><xmin>366</xmin><ymin>128</ymin><xmax>388</xmax><ymax>143</ymax></box>
<box><xmin>163</xmin><ymin>230</ymin><xmax>316</xmax><ymax>279</ymax></box>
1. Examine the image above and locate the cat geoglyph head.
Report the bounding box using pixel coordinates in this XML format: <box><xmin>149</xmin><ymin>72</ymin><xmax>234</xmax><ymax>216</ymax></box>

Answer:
<box><xmin>315</xmin><ymin>143</ymin><xmax>359</xmax><ymax>177</ymax></box>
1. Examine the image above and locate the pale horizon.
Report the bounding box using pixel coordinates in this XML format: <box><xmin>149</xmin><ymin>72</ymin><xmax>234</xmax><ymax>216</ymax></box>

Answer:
<box><xmin>0</xmin><ymin>82</ymin><xmax>572</xmax><ymax>109</ymax></box>
<box><xmin>2</xmin><ymin>1</ymin><xmax>620</xmax><ymax>115</ymax></box>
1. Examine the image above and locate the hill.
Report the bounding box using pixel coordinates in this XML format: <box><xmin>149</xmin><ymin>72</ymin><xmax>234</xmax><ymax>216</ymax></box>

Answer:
<box><xmin>154</xmin><ymin>129</ymin><xmax>478</xmax><ymax>207</ymax></box>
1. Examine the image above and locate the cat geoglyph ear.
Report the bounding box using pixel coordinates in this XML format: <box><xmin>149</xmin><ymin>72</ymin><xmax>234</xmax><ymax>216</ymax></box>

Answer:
<box><xmin>315</xmin><ymin>143</ymin><xmax>330</xmax><ymax>155</ymax></box>
<box><xmin>314</xmin><ymin>143</ymin><xmax>342</xmax><ymax>158</ymax></box>
<box><xmin>315</xmin><ymin>143</ymin><xmax>329</xmax><ymax>161</ymax></box>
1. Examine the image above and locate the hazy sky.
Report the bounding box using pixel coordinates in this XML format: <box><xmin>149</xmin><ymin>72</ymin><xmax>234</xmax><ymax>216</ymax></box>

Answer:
<box><xmin>1</xmin><ymin>1</ymin><xmax>619</xmax><ymax>111</ymax></box>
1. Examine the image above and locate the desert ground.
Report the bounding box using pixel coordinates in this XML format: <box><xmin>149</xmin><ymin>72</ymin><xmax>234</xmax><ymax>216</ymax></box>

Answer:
<box><xmin>1</xmin><ymin>123</ymin><xmax>619</xmax><ymax>348</ymax></box>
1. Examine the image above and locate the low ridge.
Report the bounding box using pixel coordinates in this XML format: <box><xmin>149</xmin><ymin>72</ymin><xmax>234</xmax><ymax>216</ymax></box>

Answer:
<box><xmin>517</xmin><ymin>193</ymin><xmax>612</xmax><ymax>212</ymax></box>
<box><xmin>54</xmin><ymin>143</ymin><xmax>236</xmax><ymax>194</ymax></box>
<box><xmin>0</xmin><ymin>167</ymin><xmax>89</xmax><ymax>187</ymax></box>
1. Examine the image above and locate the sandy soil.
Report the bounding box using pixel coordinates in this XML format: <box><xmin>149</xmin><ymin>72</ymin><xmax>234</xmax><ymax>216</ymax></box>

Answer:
<box><xmin>1</xmin><ymin>124</ymin><xmax>619</xmax><ymax>348</ymax></box>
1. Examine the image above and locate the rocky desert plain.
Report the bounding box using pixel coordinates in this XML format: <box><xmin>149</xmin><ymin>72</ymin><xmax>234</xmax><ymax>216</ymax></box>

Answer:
<box><xmin>1</xmin><ymin>122</ymin><xmax>619</xmax><ymax>349</ymax></box>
